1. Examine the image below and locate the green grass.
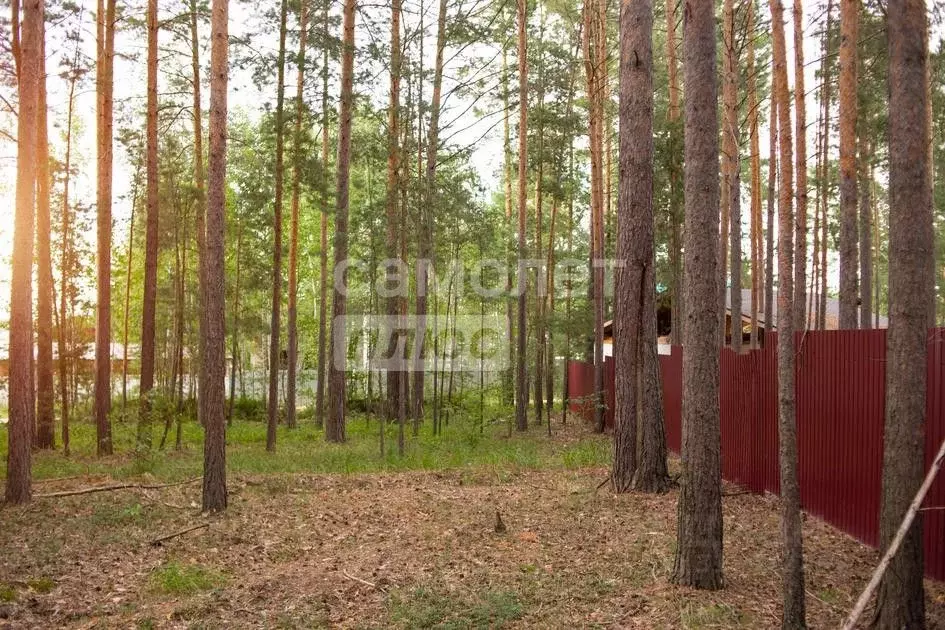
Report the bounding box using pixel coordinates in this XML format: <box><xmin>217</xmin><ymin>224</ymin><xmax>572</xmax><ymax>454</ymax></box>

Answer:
<box><xmin>0</xmin><ymin>399</ymin><xmax>610</xmax><ymax>483</ymax></box>
<box><xmin>148</xmin><ymin>561</ymin><xmax>226</xmax><ymax>595</ymax></box>
<box><xmin>388</xmin><ymin>585</ymin><xmax>524</xmax><ymax>629</ymax></box>
<box><xmin>0</xmin><ymin>583</ymin><xmax>16</xmax><ymax>602</ymax></box>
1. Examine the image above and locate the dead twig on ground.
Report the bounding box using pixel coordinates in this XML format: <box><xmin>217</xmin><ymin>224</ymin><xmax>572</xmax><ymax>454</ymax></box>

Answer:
<box><xmin>342</xmin><ymin>571</ymin><xmax>384</xmax><ymax>591</ymax></box>
<box><xmin>34</xmin><ymin>477</ymin><xmax>202</xmax><ymax>498</ymax></box>
<box><xmin>149</xmin><ymin>522</ymin><xmax>210</xmax><ymax>546</ymax></box>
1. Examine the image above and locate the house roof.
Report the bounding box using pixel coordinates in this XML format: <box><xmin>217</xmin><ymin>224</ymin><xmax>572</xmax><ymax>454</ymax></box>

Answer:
<box><xmin>601</xmin><ymin>288</ymin><xmax>888</xmax><ymax>337</ymax></box>
<box><xmin>725</xmin><ymin>288</ymin><xmax>888</xmax><ymax>330</ymax></box>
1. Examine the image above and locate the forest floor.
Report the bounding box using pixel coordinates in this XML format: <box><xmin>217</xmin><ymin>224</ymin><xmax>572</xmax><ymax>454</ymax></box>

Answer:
<box><xmin>2</xmin><ymin>419</ymin><xmax>945</xmax><ymax>628</ymax></box>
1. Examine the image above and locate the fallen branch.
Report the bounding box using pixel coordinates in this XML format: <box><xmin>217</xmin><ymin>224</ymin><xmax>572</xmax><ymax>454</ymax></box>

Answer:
<box><xmin>841</xmin><ymin>436</ymin><xmax>945</xmax><ymax>630</ymax></box>
<box><xmin>149</xmin><ymin>522</ymin><xmax>209</xmax><ymax>546</ymax></box>
<box><xmin>342</xmin><ymin>571</ymin><xmax>380</xmax><ymax>590</ymax></box>
<box><xmin>595</xmin><ymin>475</ymin><xmax>612</xmax><ymax>491</ymax></box>
<box><xmin>34</xmin><ymin>477</ymin><xmax>201</xmax><ymax>498</ymax></box>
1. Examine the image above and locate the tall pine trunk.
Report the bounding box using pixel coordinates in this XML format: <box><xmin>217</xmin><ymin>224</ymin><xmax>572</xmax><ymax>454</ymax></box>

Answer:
<box><xmin>59</xmin><ymin>39</ymin><xmax>80</xmax><ymax>455</ymax></box>
<box><xmin>385</xmin><ymin>0</ymin><xmax>402</xmax><ymax>425</ymax></box>
<box><xmin>792</xmin><ymin>0</ymin><xmax>808</xmax><ymax>330</ymax></box>
<box><xmin>771</xmin><ymin>1</ymin><xmax>807</xmax><ymax>624</ymax></box>
<box><xmin>838</xmin><ymin>0</ymin><xmax>858</xmax><ymax>329</ymax></box>
<box><xmin>202</xmin><ymin>0</ymin><xmax>229</xmax><ymax>512</ymax></box>
<box><xmin>191</xmin><ymin>0</ymin><xmax>207</xmax><ymax>428</ymax></box>
<box><xmin>859</xmin><ymin>135</ymin><xmax>872</xmax><ymax>329</ymax></box>
<box><xmin>267</xmin><ymin>0</ymin><xmax>289</xmax><ymax>450</ymax></box>
<box><xmin>613</xmin><ymin>0</ymin><xmax>658</xmax><ymax>492</ymax></box>
<box><xmin>416</xmin><ymin>0</ymin><xmax>449</xmax><ymax>425</ymax></box>
<box><xmin>35</xmin><ymin>16</ymin><xmax>55</xmax><ymax>450</ymax></box>
<box><xmin>326</xmin><ymin>0</ymin><xmax>357</xmax><ymax>443</ymax></box>
<box><xmin>671</xmin><ymin>0</ymin><xmax>722</xmax><ymax>590</ymax></box>
<box><xmin>876</xmin><ymin>3</ymin><xmax>932</xmax><ymax>625</ymax></box>
<box><xmin>666</xmin><ymin>0</ymin><xmax>682</xmax><ymax>344</ymax></box>
<box><xmin>514</xmin><ymin>0</ymin><xmax>529</xmax><ymax>432</ymax></box>
<box><xmin>287</xmin><ymin>0</ymin><xmax>308</xmax><ymax>429</ymax></box>
<box><xmin>315</xmin><ymin>0</ymin><xmax>330</xmax><ymax>427</ymax></box>
<box><xmin>94</xmin><ymin>0</ymin><xmax>116</xmax><ymax>456</ymax></box>
<box><xmin>720</xmin><ymin>0</ymin><xmax>736</xmax><ymax>347</ymax></box>
<box><xmin>747</xmin><ymin>0</ymin><xmax>762</xmax><ymax>348</ymax></box>
<box><xmin>583</xmin><ymin>0</ymin><xmax>606</xmax><ymax>433</ymax></box>
<box><xmin>5</xmin><ymin>0</ymin><xmax>41</xmax><ymax>504</ymax></box>
<box><xmin>765</xmin><ymin>83</ymin><xmax>777</xmax><ymax>341</ymax></box>
<box><xmin>138</xmin><ymin>0</ymin><xmax>160</xmax><ymax>451</ymax></box>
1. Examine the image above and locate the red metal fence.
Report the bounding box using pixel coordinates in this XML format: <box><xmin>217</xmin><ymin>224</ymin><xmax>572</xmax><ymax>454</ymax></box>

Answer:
<box><xmin>567</xmin><ymin>329</ymin><xmax>945</xmax><ymax>581</ymax></box>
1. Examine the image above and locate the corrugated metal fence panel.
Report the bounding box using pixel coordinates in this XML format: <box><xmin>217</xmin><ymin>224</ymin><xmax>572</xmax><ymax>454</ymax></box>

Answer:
<box><xmin>572</xmin><ymin>331</ymin><xmax>945</xmax><ymax>579</ymax></box>
<box><xmin>566</xmin><ymin>360</ymin><xmax>595</xmax><ymax>422</ymax></box>
<box><xmin>660</xmin><ymin>347</ymin><xmax>683</xmax><ymax>453</ymax></box>
<box><xmin>795</xmin><ymin>329</ymin><xmax>886</xmax><ymax>548</ymax></box>
<box><xmin>925</xmin><ymin>330</ymin><xmax>945</xmax><ymax>581</ymax></box>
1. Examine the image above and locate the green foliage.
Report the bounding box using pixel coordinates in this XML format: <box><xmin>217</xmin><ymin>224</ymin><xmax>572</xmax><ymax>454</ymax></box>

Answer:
<box><xmin>0</xmin><ymin>410</ymin><xmax>610</xmax><ymax>481</ymax></box>
<box><xmin>148</xmin><ymin>562</ymin><xmax>226</xmax><ymax>595</ymax></box>
<box><xmin>0</xmin><ymin>584</ymin><xmax>16</xmax><ymax>602</ymax></box>
<box><xmin>388</xmin><ymin>585</ymin><xmax>524</xmax><ymax>630</ymax></box>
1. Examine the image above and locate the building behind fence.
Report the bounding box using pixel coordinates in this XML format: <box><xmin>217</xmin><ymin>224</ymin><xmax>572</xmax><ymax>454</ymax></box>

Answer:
<box><xmin>567</xmin><ymin>328</ymin><xmax>945</xmax><ymax>581</ymax></box>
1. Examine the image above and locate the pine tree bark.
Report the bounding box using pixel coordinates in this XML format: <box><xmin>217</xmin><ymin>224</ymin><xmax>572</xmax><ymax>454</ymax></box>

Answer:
<box><xmin>838</xmin><ymin>0</ymin><xmax>858</xmax><ymax>329</ymax></box>
<box><xmin>227</xmin><ymin>224</ymin><xmax>243</xmax><ymax>423</ymax></box>
<box><xmin>666</xmin><ymin>0</ymin><xmax>682</xmax><ymax>345</ymax></box>
<box><xmin>533</xmin><ymin>4</ymin><xmax>547</xmax><ymax>425</ymax></box>
<box><xmin>771</xmin><ymin>1</ymin><xmax>807</xmax><ymax>625</ymax></box>
<box><xmin>720</xmin><ymin>0</ymin><xmax>736</xmax><ymax>347</ymax></box>
<box><xmin>765</xmin><ymin>81</ymin><xmax>777</xmax><ymax>341</ymax></box>
<box><xmin>671</xmin><ymin>0</ymin><xmax>722</xmax><ymax>590</ymax></box>
<box><xmin>385</xmin><ymin>0</ymin><xmax>402</xmax><ymax>423</ymax></box>
<box><xmin>515</xmin><ymin>0</ymin><xmax>529</xmax><ymax>432</ymax></box>
<box><xmin>818</xmin><ymin>0</ymin><xmax>833</xmax><ymax>331</ymax></box>
<box><xmin>416</xmin><ymin>0</ymin><xmax>449</xmax><ymax>423</ymax></box>
<box><xmin>792</xmin><ymin>0</ymin><xmax>808</xmax><ymax>331</ymax></box>
<box><xmin>35</xmin><ymin>15</ymin><xmax>55</xmax><ymax>450</ymax></box>
<box><xmin>613</xmin><ymin>0</ymin><xmax>668</xmax><ymax>494</ymax></box>
<box><xmin>59</xmin><ymin>40</ymin><xmax>80</xmax><ymax>456</ymax></box>
<box><xmin>583</xmin><ymin>0</ymin><xmax>606</xmax><ymax>432</ymax></box>
<box><xmin>747</xmin><ymin>0</ymin><xmax>762</xmax><ymax>348</ymax></box>
<box><xmin>202</xmin><ymin>0</ymin><xmax>229</xmax><ymax>513</ymax></box>
<box><xmin>121</xmin><ymin>174</ymin><xmax>139</xmax><ymax>412</ymax></box>
<box><xmin>268</xmin><ymin>0</ymin><xmax>289</xmax><ymax>449</ymax></box>
<box><xmin>94</xmin><ymin>0</ymin><xmax>116</xmax><ymax>456</ymax></box>
<box><xmin>859</xmin><ymin>135</ymin><xmax>872</xmax><ymax>329</ymax></box>
<box><xmin>876</xmin><ymin>3</ymin><xmax>932</xmax><ymax>625</ymax></box>
<box><xmin>315</xmin><ymin>0</ymin><xmax>330</xmax><ymax>428</ymax></box>
<box><xmin>287</xmin><ymin>0</ymin><xmax>308</xmax><ymax>429</ymax></box>
<box><xmin>190</xmin><ymin>0</ymin><xmax>207</xmax><ymax>429</ymax></box>
<box><xmin>139</xmin><ymin>0</ymin><xmax>160</xmax><ymax>452</ymax></box>
<box><xmin>326</xmin><ymin>0</ymin><xmax>356</xmax><ymax>443</ymax></box>
<box><xmin>5</xmin><ymin>0</ymin><xmax>41</xmax><ymax>504</ymax></box>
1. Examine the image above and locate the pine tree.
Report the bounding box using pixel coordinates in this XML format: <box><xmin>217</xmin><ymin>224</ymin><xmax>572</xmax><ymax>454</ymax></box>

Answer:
<box><xmin>35</xmin><ymin>10</ymin><xmax>55</xmax><ymax>450</ymax></box>
<box><xmin>771</xmin><ymin>0</ymin><xmax>806</xmax><ymax>624</ymax></box>
<box><xmin>202</xmin><ymin>0</ymin><xmax>229</xmax><ymax>512</ymax></box>
<box><xmin>138</xmin><ymin>0</ymin><xmax>160</xmax><ymax>451</ymax></box>
<box><xmin>876</xmin><ymin>2</ymin><xmax>933</xmax><ymax>625</ymax></box>
<box><xmin>94</xmin><ymin>0</ymin><xmax>116</xmax><ymax>456</ymax></box>
<box><xmin>5</xmin><ymin>0</ymin><xmax>42</xmax><ymax>505</ymax></box>
<box><xmin>838</xmin><ymin>0</ymin><xmax>859</xmax><ymax>328</ymax></box>
<box><xmin>268</xmin><ymin>0</ymin><xmax>289</xmax><ymax>450</ymax></box>
<box><xmin>326</xmin><ymin>0</ymin><xmax>357</xmax><ymax>443</ymax></box>
<box><xmin>671</xmin><ymin>0</ymin><xmax>722</xmax><ymax>590</ymax></box>
<box><xmin>287</xmin><ymin>0</ymin><xmax>309</xmax><ymax>430</ymax></box>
